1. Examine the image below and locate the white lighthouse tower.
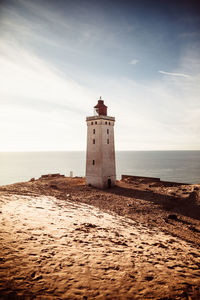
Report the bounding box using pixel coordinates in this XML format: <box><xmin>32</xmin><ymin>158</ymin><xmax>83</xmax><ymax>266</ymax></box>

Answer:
<box><xmin>86</xmin><ymin>97</ymin><xmax>116</xmax><ymax>188</ymax></box>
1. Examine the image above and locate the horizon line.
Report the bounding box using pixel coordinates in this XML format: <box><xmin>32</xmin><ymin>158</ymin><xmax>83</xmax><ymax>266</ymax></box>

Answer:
<box><xmin>0</xmin><ymin>149</ymin><xmax>200</xmax><ymax>153</ymax></box>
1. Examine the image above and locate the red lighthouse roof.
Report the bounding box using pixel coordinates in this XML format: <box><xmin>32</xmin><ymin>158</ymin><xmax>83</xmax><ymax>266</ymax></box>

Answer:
<box><xmin>94</xmin><ymin>96</ymin><xmax>107</xmax><ymax>116</ymax></box>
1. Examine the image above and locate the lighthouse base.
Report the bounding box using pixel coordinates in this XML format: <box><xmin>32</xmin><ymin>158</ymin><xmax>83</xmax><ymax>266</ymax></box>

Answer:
<box><xmin>86</xmin><ymin>175</ymin><xmax>116</xmax><ymax>189</ymax></box>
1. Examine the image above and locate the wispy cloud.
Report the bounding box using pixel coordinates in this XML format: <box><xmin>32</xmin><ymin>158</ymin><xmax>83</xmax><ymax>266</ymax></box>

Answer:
<box><xmin>0</xmin><ymin>40</ymin><xmax>97</xmax><ymax>151</ymax></box>
<box><xmin>158</xmin><ymin>70</ymin><xmax>191</xmax><ymax>78</ymax></box>
<box><xmin>130</xmin><ymin>59</ymin><xmax>138</xmax><ymax>65</ymax></box>
<box><xmin>0</xmin><ymin>41</ymin><xmax>94</xmax><ymax>108</ymax></box>
<box><xmin>0</xmin><ymin>0</ymin><xmax>200</xmax><ymax>151</ymax></box>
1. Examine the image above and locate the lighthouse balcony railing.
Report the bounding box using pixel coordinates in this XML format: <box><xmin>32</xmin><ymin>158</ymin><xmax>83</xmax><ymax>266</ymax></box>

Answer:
<box><xmin>86</xmin><ymin>115</ymin><xmax>115</xmax><ymax>121</ymax></box>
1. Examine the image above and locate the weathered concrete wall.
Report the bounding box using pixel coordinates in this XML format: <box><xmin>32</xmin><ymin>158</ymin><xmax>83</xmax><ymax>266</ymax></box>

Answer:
<box><xmin>86</xmin><ymin>116</ymin><xmax>116</xmax><ymax>188</ymax></box>
<box><xmin>121</xmin><ymin>175</ymin><xmax>189</xmax><ymax>186</ymax></box>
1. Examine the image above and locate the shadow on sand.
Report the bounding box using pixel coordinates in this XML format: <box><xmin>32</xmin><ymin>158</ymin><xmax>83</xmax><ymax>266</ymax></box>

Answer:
<box><xmin>107</xmin><ymin>185</ymin><xmax>200</xmax><ymax>221</ymax></box>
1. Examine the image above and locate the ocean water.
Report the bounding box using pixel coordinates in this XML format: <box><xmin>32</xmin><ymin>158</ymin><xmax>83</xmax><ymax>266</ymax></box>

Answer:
<box><xmin>0</xmin><ymin>151</ymin><xmax>200</xmax><ymax>186</ymax></box>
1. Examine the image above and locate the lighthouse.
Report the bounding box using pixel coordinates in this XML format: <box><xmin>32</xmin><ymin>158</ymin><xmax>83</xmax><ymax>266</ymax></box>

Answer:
<box><xmin>86</xmin><ymin>97</ymin><xmax>116</xmax><ymax>188</ymax></box>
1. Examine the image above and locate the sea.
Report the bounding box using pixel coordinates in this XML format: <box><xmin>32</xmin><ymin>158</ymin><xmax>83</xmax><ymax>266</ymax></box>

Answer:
<box><xmin>0</xmin><ymin>151</ymin><xmax>200</xmax><ymax>186</ymax></box>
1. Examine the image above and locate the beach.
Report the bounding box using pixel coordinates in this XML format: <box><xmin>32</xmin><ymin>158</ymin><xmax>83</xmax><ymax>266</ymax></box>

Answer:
<box><xmin>0</xmin><ymin>175</ymin><xmax>200</xmax><ymax>299</ymax></box>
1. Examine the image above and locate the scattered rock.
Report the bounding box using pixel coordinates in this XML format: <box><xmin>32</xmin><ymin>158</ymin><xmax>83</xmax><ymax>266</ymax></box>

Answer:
<box><xmin>194</xmin><ymin>186</ymin><xmax>199</xmax><ymax>191</ymax></box>
<box><xmin>31</xmin><ymin>272</ymin><xmax>36</xmax><ymax>278</ymax></box>
<box><xmin>30</xmin><ymin>178</ymin><xmax>35</xmax><ymax>182</ymax></box>
<box><xmin>34</xmin><ymin>275</ymin><xmax>43</xmax><ymax>281</ymax></box>
<box><xmin>111</xmin><ymin>240</ymin><xmax>128</xmax><ymax>247</ymax></box>
<box><xmin>145</xmin><ymin>275</ymin><xmax>154</xmax><ymax>281</ymax></box>
<box><xmin>83</xmin><ymin>223</ymin><xmax>97</xmax><ymax>228</ymax></box>
<box><xmin>167</xmin><ymin>214</ymin><xmax>178</xmax><ymax>221</ymax></box>
<box><xmin>188</xmin><ymin>191</ymin><xmax>199</xmax><ymax>201</ymax></box>
<box><xmin>50</xmin><ymin>184</ymin><xmax>58</xmax><ymax>189</ymax></box>
<box><xmin>153</xmin><ymin>242</ymin><xmax>168</xmax><ymax>249</ymax></box>
<box><xmin>170</xmin><ymin>192</ymin><xmax>176</xmax><ymax>196</ymax></box>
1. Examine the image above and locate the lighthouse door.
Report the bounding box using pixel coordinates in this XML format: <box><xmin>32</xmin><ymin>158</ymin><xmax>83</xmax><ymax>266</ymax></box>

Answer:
<box><xmin>107</xmin><ymin>179</ymin><xmax>111</xmax><ymax>188</ymax></box>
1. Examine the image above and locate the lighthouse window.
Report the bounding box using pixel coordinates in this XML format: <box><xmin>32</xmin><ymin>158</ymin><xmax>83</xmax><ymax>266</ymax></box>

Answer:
<box><xmin>92</xmin><ymin>160</ymin><xmax>95</xmax><ymax>165</ymax></box>
<box><xmin>93</xmin><ymin>129</ymin><xmax>95</xmax><ymax>134</ymax></box>
<box><xmin>93</xmin><ymin>139</ymin><xmax>95</xmax><ymax>144</ymax></box>
<box><xmin>107</xmin><ymin>129</ymin><xmax>109</xmax><ymax>134</ymax></box>
<box><xmin>91</xmin><ymin>122</ymin><xmax>93</xmax><ymax>125</ymax></box>
<box><xmin>109</xmin><ymin>122</ymin><xmax>110</xmax><ymax>125</ymax></box>
<box><xmin>105</xmin><ymin>121</ymin><xmax>107</xmax><ymax>125</ymax></box>
<box><xmin>95</xmin><ymin>121</ymin><xmax>97</xmax><ymax>124</ymax></box>
<box><xmin>107</xmin><ymin>139</ymin><xmax>109</xmax><ymax>144</ymax></box>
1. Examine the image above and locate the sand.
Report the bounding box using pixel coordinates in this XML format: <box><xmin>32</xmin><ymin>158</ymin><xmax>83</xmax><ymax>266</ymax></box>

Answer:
<box><xmin>0</xmin><ymin>176</ymin><xmax>200</xmax><ymax>299</ymax></box>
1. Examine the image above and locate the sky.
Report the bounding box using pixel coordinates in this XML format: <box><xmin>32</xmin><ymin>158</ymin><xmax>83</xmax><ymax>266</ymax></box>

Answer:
<box><xmin>0</xmin><ymin>0</ymin><xmax>200</xmax><ymax>151</ymax></box>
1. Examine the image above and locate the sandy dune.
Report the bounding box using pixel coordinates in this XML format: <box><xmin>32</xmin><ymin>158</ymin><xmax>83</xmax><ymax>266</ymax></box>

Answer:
<box><xmin>0</xmin><ymin>192</ymin><xmax>200</xmax><ymax>299</ymax></box>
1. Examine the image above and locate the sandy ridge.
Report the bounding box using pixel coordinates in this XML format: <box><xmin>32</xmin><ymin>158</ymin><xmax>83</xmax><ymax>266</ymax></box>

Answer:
<box><xmin>0</xmin><ymin>192</ymin><xmax>200</xmax><ymax>299</ymax></box>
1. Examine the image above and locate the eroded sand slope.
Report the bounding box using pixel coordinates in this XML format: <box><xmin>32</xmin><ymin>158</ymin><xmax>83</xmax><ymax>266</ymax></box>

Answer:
<box><xmin>0</xmin><ymin>193</ymin><xmax>200</xmax><ymax>299</ymax></box>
